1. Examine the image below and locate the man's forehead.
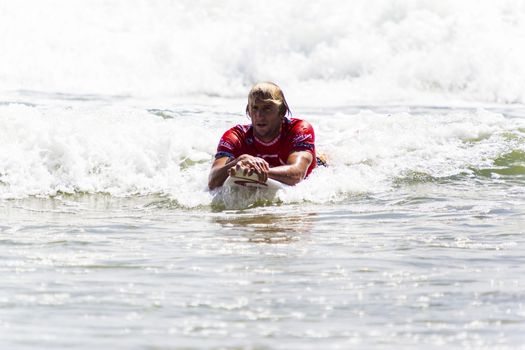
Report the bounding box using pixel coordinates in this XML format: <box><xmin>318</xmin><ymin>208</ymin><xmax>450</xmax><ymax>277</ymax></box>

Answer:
<box><xmin>250</xmin><ymin>98</ymin><xmax>278</xmax><ymax>106</ymax></box>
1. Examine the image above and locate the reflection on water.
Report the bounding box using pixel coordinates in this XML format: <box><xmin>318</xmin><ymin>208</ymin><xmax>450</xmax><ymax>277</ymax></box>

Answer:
<box><xmin>210</xmin><ymin>186</ymin><xmax>284</xmax><ymax>211</ymax></box>
<box><xmin>213</xmin><ymin>212</ymin><xmax>316</xmax><ymax>244</ymax></box>
<box><xmin>1</xmin><ymin>177</ymin><xmax>525</xmax><ymax>350</ymax></box>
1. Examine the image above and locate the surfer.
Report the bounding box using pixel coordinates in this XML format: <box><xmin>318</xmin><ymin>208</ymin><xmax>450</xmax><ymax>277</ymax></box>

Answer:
<box><xmin>208</xmin><ymin>82</ymin><xmax>323</xmax><ymax>190</ymax></box>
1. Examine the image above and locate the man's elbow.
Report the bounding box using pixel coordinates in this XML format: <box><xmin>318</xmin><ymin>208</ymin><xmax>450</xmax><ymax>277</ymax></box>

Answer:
<box><xmin>287</xmin><ymin>155</ymin><xmax>312</xmax><ymax>186</ymax></box>
<box><xmin>208</xmin><ymin>173</ymin><xmax>225</xmax><ymax>190</ymax></box>
<box><xmin>288</xmin><ymin>179</ymin><xmax>302</xmax><ymax>186</ymax></box>
<box><xmin>208</xmin><ymin>178</ymin><xmax>220</xmax><ymax>190</ymax></box>
<box><xmin>288</xmin><ymin>170</ymin><xmax>307</xmax><ymax>186</ymax></box>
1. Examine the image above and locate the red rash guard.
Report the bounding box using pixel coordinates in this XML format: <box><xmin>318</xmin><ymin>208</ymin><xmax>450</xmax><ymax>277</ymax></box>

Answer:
<box><xmin>215</xmin><ymin>117</ymin><xmax>317</xmax><ymax>177</ymax></box>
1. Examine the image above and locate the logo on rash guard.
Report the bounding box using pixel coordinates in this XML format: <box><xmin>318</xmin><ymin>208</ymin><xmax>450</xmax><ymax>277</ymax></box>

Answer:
<box><xmin>257</xmin><ymin>154</ymin><xmax>279</xmax><ymax>161</ymax></box>
<box><xmin>219</xmin><ymin>140</ymin><xmax>234</xmax><ymax>150</ymax></box>
<box><xmin>256</xmin><ymin>154</ymin><xmax>286</xmax><ymax>165</ymax></box>
<box><xmin>292</xmin><ymin>134</ymin><xmax>312</xmax><ymax>144</ymax></box>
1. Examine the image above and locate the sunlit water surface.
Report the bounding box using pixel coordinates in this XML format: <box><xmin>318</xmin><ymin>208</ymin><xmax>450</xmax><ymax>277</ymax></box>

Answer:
<box><xmin>1</xmin><ymin>172</ymin><xmax>524</xmax><ymax>349</ymax></box>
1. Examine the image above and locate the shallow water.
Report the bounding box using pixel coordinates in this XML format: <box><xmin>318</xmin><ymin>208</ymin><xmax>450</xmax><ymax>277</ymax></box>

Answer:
<box><xmin>1</xmin><ymin>169</ymin><xmax>524</xmax><ymax>349</ymax></box>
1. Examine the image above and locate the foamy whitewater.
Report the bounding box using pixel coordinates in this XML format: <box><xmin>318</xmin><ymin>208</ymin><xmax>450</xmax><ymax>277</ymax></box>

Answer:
<box><xmin>2</xmin><ymin>0</ymin><xmax>525</xmax><ymax>104</ymax></box>
<box><xmin>1</xmin><ymin>103</ymin><xmax>524</xmax><ymax>207</ymax></box>
<box><xmin>1</xmin><ymin>1</ymin><xmax>525</xmax><ymax>349</ymax></box>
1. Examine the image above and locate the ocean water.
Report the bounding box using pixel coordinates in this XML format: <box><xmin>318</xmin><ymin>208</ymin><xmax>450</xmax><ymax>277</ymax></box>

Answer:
<box><xmin>2</xmin><ymin>1</ymin><xmax>525</xmax><ymax>349</ymax></box>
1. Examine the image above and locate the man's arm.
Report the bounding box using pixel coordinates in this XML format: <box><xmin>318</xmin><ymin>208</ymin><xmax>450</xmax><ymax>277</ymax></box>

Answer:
<box><xmin>208</xmin><ymin>151</ymin><xmax>313</xmax><ymax>189</ymax></box>
<box><xmin>267</xmin><ymin>151</ymin><xmax>313</xmax><ymax>186</ymax></box>
<box><xmin>208</xmin><ymin>157</ymin><xmax>235</xmax><ymax>190</ymax></box>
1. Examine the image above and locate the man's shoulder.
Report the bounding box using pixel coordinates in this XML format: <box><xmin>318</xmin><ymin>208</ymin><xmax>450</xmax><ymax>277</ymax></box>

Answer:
<box><xmin>283</xmin><ymin>117</ymin><xmax>315</xmax><ymax>148</ymax></box>
<box><xmin>235</xmin><ymin>123</ymin><xmax>253</xmax><ymax>134</ymax></box>
<box><xmin>286</xmin><ymin>117</ymin><xmax>314</xmax><ymax>133</ymax></box>
<box><xmin>223</xmin><ymin>123</ymin><xmax>252</xmax><ymax>138</ymax></box>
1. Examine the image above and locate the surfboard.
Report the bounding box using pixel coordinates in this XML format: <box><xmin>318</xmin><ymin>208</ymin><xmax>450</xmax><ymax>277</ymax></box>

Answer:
<box><xmin>213</xmin><ymin>173</ymin><xmax>289</xmax><ymax>210</ymax></box>
<box><xmin>223</xmin><ymin>173</ymin><xmax>287</xmax><ymax>191</ymax></box>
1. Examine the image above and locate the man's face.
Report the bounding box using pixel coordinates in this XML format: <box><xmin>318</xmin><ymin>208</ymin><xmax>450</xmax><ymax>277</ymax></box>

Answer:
<box><xmin>248</xmin><ymin>98</ymin><xmax>282</xmax><ymax>141</ymax></box>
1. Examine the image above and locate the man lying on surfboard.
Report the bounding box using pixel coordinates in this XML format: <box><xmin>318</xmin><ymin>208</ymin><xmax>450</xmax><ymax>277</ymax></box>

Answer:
<box><xmin>208</xmin><ymin>82</ymin><xmax>325</xmax><ymax>190</ymax></box>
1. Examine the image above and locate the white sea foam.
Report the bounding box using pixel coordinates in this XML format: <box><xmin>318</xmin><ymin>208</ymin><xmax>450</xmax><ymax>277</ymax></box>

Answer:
<box><xmin>0</xmin><ymin>104</ymin><xmax>216</xmax><ymax>204</ymax></box>
<box><xmin>280</xmin><ymin>108</ymin><xmax>525</xmax><ymax>203</ymax></box>
<box><xmin>1</xmin><ymin>1</ymin><xmax>525</xmax><ymax>105</ymax></box>
<box><xmin>1</xmin><ymin>104</ymin><xmax>523</xmax><ymax>206</ymax></box>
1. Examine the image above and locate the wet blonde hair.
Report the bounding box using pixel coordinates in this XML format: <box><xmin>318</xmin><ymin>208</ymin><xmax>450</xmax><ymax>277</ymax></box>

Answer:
<box><xmin>246</xmin><ymin>82</ymin><xmax>291</xmax><ymax>117</ymax></box>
